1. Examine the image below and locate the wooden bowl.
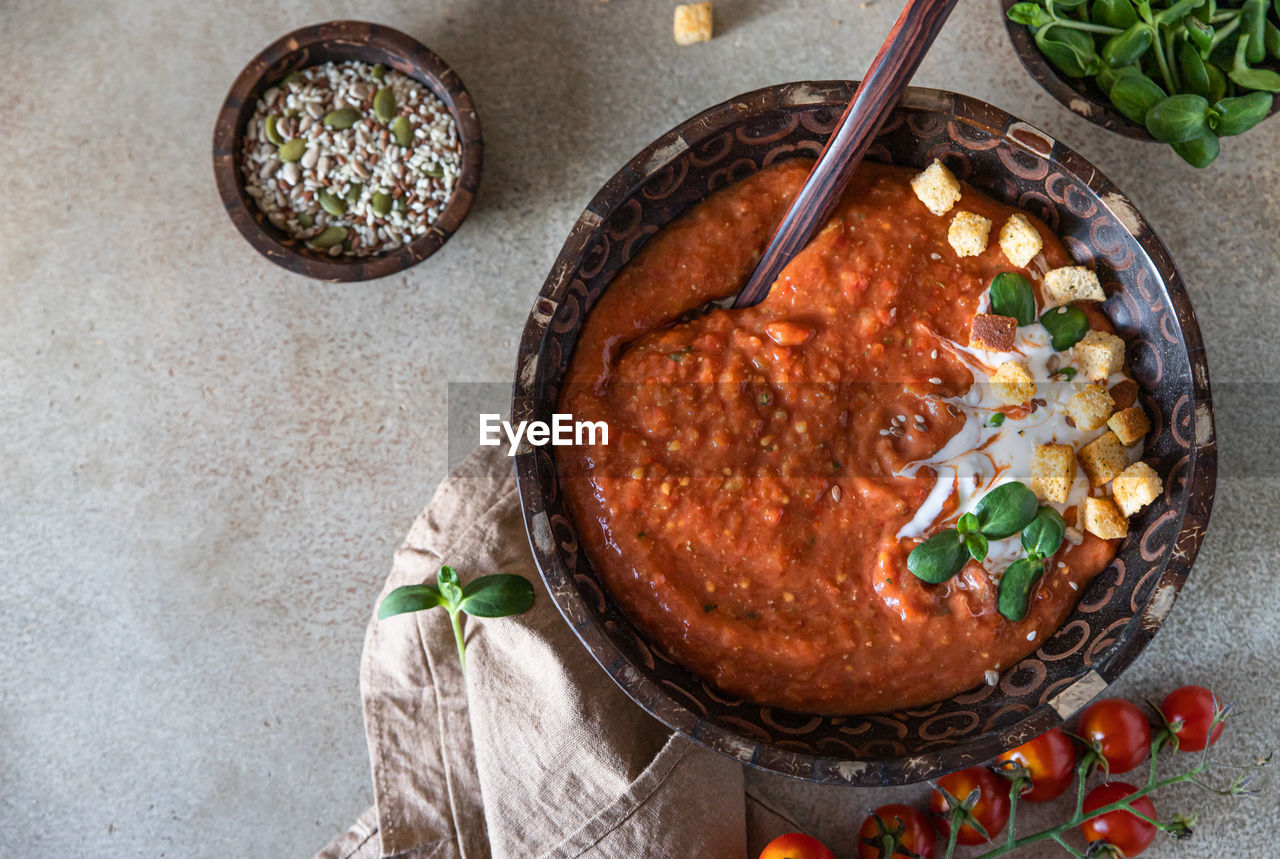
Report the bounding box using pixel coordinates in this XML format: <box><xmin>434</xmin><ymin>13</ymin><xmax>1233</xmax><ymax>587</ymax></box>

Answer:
<box><xmin>1000</xmin><ymin>0</ymin><xmax>1280</xmax><ymax>141</ymax></box>
<box><xmin>513</xmin><ymin>82</ymin><xmax>1217</xmax><ymax>785</ymax></box>
<box><xmin>212</xmin><ymin>21</ymin><xmax>482</xmax><ymax>281</ymax></box>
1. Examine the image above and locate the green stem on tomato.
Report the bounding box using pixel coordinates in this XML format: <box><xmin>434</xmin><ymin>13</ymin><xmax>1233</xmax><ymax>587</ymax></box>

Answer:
<box><xmin>1003</xmin><ymin>775</ymin><xmax>1028</xmax><ymax>849</ymax></box>
<box><xmin>971</xmin><ymin>765</ymin><xmax>1209</xmax><ymax>858</ymax></box>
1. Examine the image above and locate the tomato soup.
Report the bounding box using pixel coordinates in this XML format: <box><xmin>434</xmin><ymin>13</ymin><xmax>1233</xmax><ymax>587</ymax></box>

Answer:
<box><xmin>557</xmin><ymin>161</ymin><xmax>1118</xmax><ymax>715</ymax></box>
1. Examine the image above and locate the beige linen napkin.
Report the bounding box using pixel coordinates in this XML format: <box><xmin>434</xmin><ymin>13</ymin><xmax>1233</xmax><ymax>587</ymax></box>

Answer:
<box><xmin>316</xmin><ymin>445</ymin><xmax>798</xmax><ymax>859</ymax></box>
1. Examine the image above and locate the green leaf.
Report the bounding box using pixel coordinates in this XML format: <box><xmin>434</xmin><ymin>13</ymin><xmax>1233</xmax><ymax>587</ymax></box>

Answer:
<box><xmin>1008</xmin><ymin>2</ymin><xmax>1052</xmax><ymax>27</ymax></box>
<box><xmin>1185</xmin><ymin>16</ymin><xmax>1215</xmax><ymax>54</ymax></box>
<box><xmin>975</xmin><ymin>482</ymin><xmax>1041</xmax><ymax>539</ymax></box>
<box><xmin>965</xmin><ymin>532</ymin><xmax>990</xmax><ymax>563</ymax></box>
<box><xmin>1205</xmin><ymin>61</ymin><xmax>1228</xmax><ymax>104</ymax></box>
<box><xmin>1109</xmin><ymin>68</ymin><xmax>1168</xmax><ymax>123</ymax></box>
<box><xmin>1022</xmin><ymin>506</ymin><xmax>1068</xmax><ymax>557</ymax></box>
<box><xmin>1243</xmin><ymin>0</ymin><xmax>1268</xmax><ymax>63</ymax></box>
<box><xmin>957</xmin><ymin>512</ymin><xmax>980</xmax><ymax>535</ymax></box>
<box><xmin>378</xmin><ymin>584</ymin><xmax>443</xmax><ymax>619</ymax></box>
<box><xmin>1171</xmin><ymin>129</ymin><xmax>1222</xmax><ymax>166</ymax></box>
<box><xmin>1231</xmin><ymin>34</ymin><xmax>1280</xmax><ymax>91</ymax></box>
<box><xmin>1094</xmin><ymin>0</ymin><xmax>1139</xmax><ymax>30</ymax></box>
<box><xmin>1103</xmin><ymin>23</ymin><xmax>1155</xmax><ymax>67</ymax></box>
<box><xmin>1268</xmin><ymin>21</ymin><xmax>1280</xmax><ymax>61</ymax></box>
<box><xmin>460</xmin><ymin>574</ymin><xmax>536</xmax><ymax>618</ymax></box>
<box><xmin>1178</xmin><ymin>36</ymin><xmax>1213</xmax><ymax>97</ymax></box>
<box><xmin>907</xmin><ymin>530</ymin><xmax>970</xmax><ymax>584</ymax></box>
<box><xmin>997</xmin><ymin>556</ymin><xmax>1047</xmax><ymax>622</ymax></box>
<box><xmin>437</xmin><ymin>565</ymin><xmax>464</xmax><ymax>607</ymax></box>
<box><xmin>989</xmin><ymin>272</ymin><xmax>1037</xmax><ymax>325</ymax></box>
<box><xmin>1058</xmin><ymin>366</ymin><xmax>1078</xmax><ymax>381</ymax></box>
<box><xmin>1039</xmin><ymin>305</ymin><xmax>1091</xmax><ymax>350</ymax></box>
<box><xmin>1211</xmin><ymin>91</ymin><xmax>1274</xmax><ymax>134</ymax></box>
<box><xmin>1145</xmin><ymin>93</ymin><xmax>1212</xmax><ymax>142</ymax></box>
<box><xmin>1036</xmin><ymin>25</ymin><xmax>1104</xmax><ymax>77</ymax></box>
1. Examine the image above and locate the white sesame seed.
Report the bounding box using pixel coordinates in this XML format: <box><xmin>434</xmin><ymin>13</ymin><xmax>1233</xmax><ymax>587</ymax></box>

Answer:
<box><xmin>985</xmin><ymin>670</ymin><xmax>999</xmax><ymax>686</ymax></box>
<box><xmin>929</xmin><ymin>377</ymin><xmax>943</xmax><ymax>385</ymax></box>
<box><xmin>1027</xmin><ymin>630</ymin><xmax>1037</xmax><ymax>641</ymax></box>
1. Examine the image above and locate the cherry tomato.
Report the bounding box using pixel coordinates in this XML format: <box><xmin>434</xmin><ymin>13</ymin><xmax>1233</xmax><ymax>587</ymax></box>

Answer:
<box><xmin>995</xmin><ymin>727</ymin><xmax>1077</xmax><ymax>802</ymax></box>
<box><xmin>1077</xmin><ymin>698</ymin><xmax>1152</xmax><ymax>774</ymax></box>
<box><xmin>930</xmin><ymin>766</ymin><xmax>1010</xmax><ymax>845</ymax></box>
<box><xmin>1080</xmin><ymin>781</ymin><xmax>1158</xmax><ymax>857</ymax></box>
<box><xmin>758</xmin><ymin>832</ymin><xmax>835</xmax><ymax>859</ymax></box>
<box><xmin>857</xmin><ymin>804</ymin><xmax>937</xmax><ymax>859</ymax></box>
<box><xmin>1160</xmin><ymin>685</ymin><xmax>1225</xmax><ymax>752</ymax></box>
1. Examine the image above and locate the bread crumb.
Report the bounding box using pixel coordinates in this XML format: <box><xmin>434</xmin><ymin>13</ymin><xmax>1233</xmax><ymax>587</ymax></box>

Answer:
<box><xmin>969</xmin><ymin>313</ymin><xmax>1017</xmax><ymax>351</ymax></box>
<box><xmin>1108</xmin><ymin>406</ymin><xmax>1151</xmax><ymax>446</ymax></box>
<box><xmin>1067</xmin><ymin>384</ymin><xmax>1115</xmax><ymax>431</ymax></box>
<box><xmin>1043</xmin><ymin>266</ymin><xmax>1105</xmax><ymax>305</ymax></box>
<box><xmin>999</xmin><ymin>213</ymin><xmax>1042</xmax><ymax>268</ymax></box>
<box><xmin>911</xmin><ymin>159</ymin><xmax>962</xmax><ymax>216</ymax></box>
<box><xmin>1083</xmin><ymin>496</ymin><xmax>1128</xmax><ymax>540</ymax></box>
<box><xmin>1073</xmin><ymin>330</ymin><xmax>1126</xmax><ymax>382</ymax></box>
<box><xmin>674</xmin><ymin>2</ymin><xmax>713</xmax><ymax>45</ymax></box>
<box><xmin>948</xmin><ymin>210</ymin><xmax>992</xmax><ymax>258</ymax></box>
<box><xmin>1113</xmin><ymin>461</ymin><xmax>1162</xmax><ymax>516</ymax></box>
<box><xmin>1032</xmin><ymin>443</ymin><xmax>1076</xmax><ymax>504</ymax></box>
<box><xmin>992</xmin><ymin>360</ymin><xmax>1036</xmax><ymax>405</ymax></box>
<box><xmin>1079</xmin><ymin>430</ymin><xmax>1127</xmax><ymax>487</ymax></box>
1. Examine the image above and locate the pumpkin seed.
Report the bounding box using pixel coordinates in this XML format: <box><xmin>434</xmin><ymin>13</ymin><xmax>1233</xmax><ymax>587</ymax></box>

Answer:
<box><xmin>318</xmin><ymin>190</ymin><xmax>347</xmax><ymax>216</ymax></box>
<box><xmin>282</xmin><ymin>71</ymin><xmax>304</xmax><ymax>87</ymax></box>
<box><xmin>371</xmin><ymin>191</ymin><xmax>392</xmax><ymax>216</ymax></box>
<box><xmin>390</xmin><ymin>115</ymin><xmax>413</xmax><ymax>146</ymax></box>
<box><xmin>278</xmin><ymin>138</ymin><xmax>306</xmax><ymax>162</ymax></box>
<box><xmin>344</xmin><ymin>182</ymin><xmax>363</xmax><ymax>204</ymax></box>
<box><xmin>297</xmin><ymin>212</ymin><xmax>315</xmax><ymax>228</ymax></box>
<box><xmin>324</xmin><ymin>107</ymin><xmax>362</xmax><ymax>129</ymax></box>
<box><xmin>312</xmin><ymin>225</ymin><xmax>348</xmax><ymax>248</ymax></box>
<box><xmin>371</xmin><ymin>63</ymin><xmax>387</xmax><ymax>80</ymax></box>
<box><xmin>422</xmin><ymin>164</ymin><xmax>444</xmax><ymax>178</ymax></box>
<box><xmin>264</xmin><ymin>114</ymin><xmax>284</xmax><ymax>145</ymax></box>
<box><xmin>373</xmin><ymin>87</ymin><xmax>396</xmax><ymax>124</ymax></box>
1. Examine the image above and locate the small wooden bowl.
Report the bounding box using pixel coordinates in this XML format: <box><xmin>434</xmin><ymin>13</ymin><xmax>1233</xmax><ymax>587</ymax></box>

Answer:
<box><xmin>1000</xmin><ymin>0</ymin><xmax>1280</xmax><ymax>141</ymax></box>
<box><xmin>212</xmin><ymin>21</ymin><xmax>482</xmax><ymax>281</ymax></box>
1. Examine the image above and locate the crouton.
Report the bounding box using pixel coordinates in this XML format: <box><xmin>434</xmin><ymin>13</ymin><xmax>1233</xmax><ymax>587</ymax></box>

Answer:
<box><xmin>1067</xmin><ymin>385</ymin><xmax>1115</xmax><ymax>431</ymax></box>
<box><xmin>1113</xmin><ymin>461</ymin><xmax>1162</xmax><ymax>517</ymax></box>
<box><xmin>1108</xmin><ymin>406</ymin><xmax>1151</xmax><ymax>447</ymax></box>
<box><xmin>910</xmin><ymin>159</ymin><xmax>962</xmax><ymax>216</ymax></box>
<box><xmin>992</xmin><ymin>361</ymin><xmax>1036</xmax><ymax>405</ymax></box>
<box><xmin>1043</xmin><ymin>266</ymin><xmax>1106</xmax><ymax>305</ymax></box>
<box><xmin>1079</xmin><ymin>431</ymin><xmax>1127</xmax><ymax>487</ymax></box>
<box><xmin>1082</xmin><ymin>496</ymin><xmax>1129</xmax><ymax>540</ymax></box>
<box><xmin>999</xmin><ymin>213</ymin><xmax>1043</xmax><ymax>268</ymax></box>
<box><xmin>1073</xmin><ymin>330</ymin><xmax>1126</xmax><ymax>382</ymax></box>
<box><xmin>969</xmin><ymin>313</ymin><xmax>1017</xmax><ymax>351</ymax></box>
<box><xmin>1109</xmin><ymin>378</ymin><xmax>1139</xmax><ymax>411</ymax></box>
<box><xmin>948</xmin><ymin>211</ymin><xmax>992</xmax><ymax>258</ymax></box>
<box><xmin>1032</xmin><ymin>443</ymin><xmax>1077</xmax><ymax>504</ymax></box>
<box><xmin>673</xmin><ymin>3</ymin><xmax>713</xmax><ymax>45</ymax></box>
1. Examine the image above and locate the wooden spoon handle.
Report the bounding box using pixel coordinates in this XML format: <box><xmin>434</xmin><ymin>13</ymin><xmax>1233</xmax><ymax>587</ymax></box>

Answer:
<box><xmin>733</xmin><ymin>0</ymin><xmax>962</xmax><ymax>309</ymax></box>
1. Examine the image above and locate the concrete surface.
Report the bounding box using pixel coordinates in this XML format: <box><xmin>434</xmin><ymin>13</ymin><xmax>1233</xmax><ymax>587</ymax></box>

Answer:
<box><xmin>1</xmin><ymin>1</ymin><xmax>1276</xmax><ymax>856</ymax></box>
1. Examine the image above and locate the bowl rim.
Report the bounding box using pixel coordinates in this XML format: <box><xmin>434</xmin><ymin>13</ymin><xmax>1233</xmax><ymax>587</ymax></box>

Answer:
<box><xmin>512</xmin><ymin>80</ymin><xmax>1216</xmax><ymax>785</ymax></box>
<box><xmin>211</xmin><ymin>20</ymin><xmax>483</xmax><ymax>282</ymax></box>
<box><xmin>998</xmin><ymin>0</ymin><xmax>1280</xmax><ymax>141</ymax></box>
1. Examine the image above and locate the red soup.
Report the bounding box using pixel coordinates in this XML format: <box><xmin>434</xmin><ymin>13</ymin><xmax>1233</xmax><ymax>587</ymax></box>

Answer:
<box><xmin>558</xmin><ymin>161</ymin><xmax>1119</xmax><ymax>714</ymax></box>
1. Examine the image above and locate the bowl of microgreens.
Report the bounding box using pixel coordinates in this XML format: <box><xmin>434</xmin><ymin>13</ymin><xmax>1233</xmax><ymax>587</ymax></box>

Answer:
<box><xmin>1002</xmin><ymin>0</ymin><xmax>1280</xmax><ymax>166</ymax></box>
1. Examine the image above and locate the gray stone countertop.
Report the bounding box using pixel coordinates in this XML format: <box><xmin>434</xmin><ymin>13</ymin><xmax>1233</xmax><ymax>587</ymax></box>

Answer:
<box><xmin>1</xmin><ymin>0</ymin><xmax>1276</xmax><ymax>855</ymax></box>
